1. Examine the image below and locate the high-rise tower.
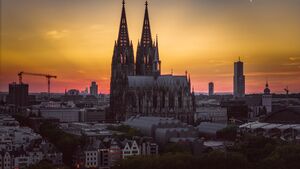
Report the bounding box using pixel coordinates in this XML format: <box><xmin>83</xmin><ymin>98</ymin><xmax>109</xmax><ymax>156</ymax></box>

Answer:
<box><xmin>233</xmin><ymin>58</ymin><xmax>245</xmax><ymax>98</ymax></box>
<box><xmin>208</xmin><ymin>82</ymin><xmax>214</xmax><ymax>96</ymax></box>
<box><xmin>136</xmin><ymin>1</ymin><xmax>160</xmax><ymax>76</ymax></box>
<box><xmin>110</xmin><ymin>0</ymin><xmax>135</xmax><ymax>120</ymax></box>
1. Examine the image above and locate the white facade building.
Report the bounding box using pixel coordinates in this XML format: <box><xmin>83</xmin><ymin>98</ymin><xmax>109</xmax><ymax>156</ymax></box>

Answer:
<box><xmin>85</xmin><ymin>150</ymin><xmax>98</xmax><ymax>168</ymax></box>
<box><xmin>38</xmin><ymin>108</ymin><xmax>80</xmax><ymax>122</ymax></box>
<box><xmin>122</xmin><ymin>140</ymin><xmax>140</xmax><ymax>159</ymax></box>
<box><xmin>195</xmin><ymin>106</ymin><xmax>227</xmax><ymax>124</ymax></box>
<box><xmin>262</xmin><ymin>82</ymin><xmax>272</xmax><ymax>114</ymax></box>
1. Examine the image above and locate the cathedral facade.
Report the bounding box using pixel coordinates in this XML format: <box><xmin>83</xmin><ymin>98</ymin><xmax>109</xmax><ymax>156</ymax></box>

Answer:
<box><xmin>110</xmin><ymin>0</ymin><xmax>195</xmax><ymax>124</ymax></box>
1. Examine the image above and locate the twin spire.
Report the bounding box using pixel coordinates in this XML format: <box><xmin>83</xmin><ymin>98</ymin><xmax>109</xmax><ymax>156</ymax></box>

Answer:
<box><xmin>117</xmin><ymin>0</ymin><xmax>130</xmax><ymax>47</ymax></box>
<box><xmin>141</xmin><ymin>1</ymin><xmax>152</xmax><ymax>47</ymax></box>
<box><xmin>116</xmin><ymin>0</ymin><xmax>160</xmax><ymax>76</ymax></box>
<box><xmin>117</xmin><ymin>0</ymin><xmax>155</xmax><ymax>47</ymax></box>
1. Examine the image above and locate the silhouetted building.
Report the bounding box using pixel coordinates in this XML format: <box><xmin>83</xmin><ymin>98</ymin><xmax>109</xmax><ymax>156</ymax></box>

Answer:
<box><xmin>67</xmin><ymin>89</ymin><xmax>80</xmax><ymax>96</ymax></box>
<box><xmin>208</xmin><ymin>82</ymin><xmax>214</xmax><ymax>96</ymax></box>
<box><xmin>110</xmin><ymin>0</ymin><xmax>135</xmax><ymax>120</ymax></box>
<box><xmin>8</xmin><ymin>82</ymin><xmax>29</xmax><ymax>107</ymax></box>
<box><xmin>263</xmin><ymin>106</ymin><xmax>300</xmax><ymax>124</ymax></box>
<box><xmin>233</xmin><ymin>58</ymin><xmax>245</xmax><ymax>98</ymax></box>
<box><xmin>90</xmin><ymin>81</ymin><xmax>98</xmax><ymax>96</ymax></box>
<box><xmin>262</xmin><ymin>81</ymin><xmax>272</xmax><ymax>113</ymax></box>
<box><xmin>221</xmin><ymin>100</ymin><xmax>248</xmax><ymax>123</ymax></box>
<box><xmin>110</xmin><ymin>1</ymin><xmax>195</xmax><ymax>124</ymax></box>
<box><xmin>62</xmin><ymin>89</ymin><xmax>83</xmax><ymax>103</ymax></box>
<box><xmin>136</xmin><ymin>1</ymin><xmax>161</xmax><ymax>76</ymax></box>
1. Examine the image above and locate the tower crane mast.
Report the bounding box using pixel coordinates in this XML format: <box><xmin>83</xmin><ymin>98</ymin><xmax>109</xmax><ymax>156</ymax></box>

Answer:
<box><xmin>18</xmin><ymin>71</ymin><xmax>57</xmax><ymax>98</ymax></box>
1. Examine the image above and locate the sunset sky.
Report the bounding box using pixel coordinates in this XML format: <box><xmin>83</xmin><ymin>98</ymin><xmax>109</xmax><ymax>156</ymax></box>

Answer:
<box><xmin>1</xmin><ymin>0</ymin><xmax>300</xmax><ymax>94</ymax></box>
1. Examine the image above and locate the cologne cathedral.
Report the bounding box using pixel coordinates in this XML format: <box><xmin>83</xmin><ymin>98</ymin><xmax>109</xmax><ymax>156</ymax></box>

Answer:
<box><xmin>110</xmin><ymin>0</ymin><xmax>195</xmax><ymax>124</ymax></box>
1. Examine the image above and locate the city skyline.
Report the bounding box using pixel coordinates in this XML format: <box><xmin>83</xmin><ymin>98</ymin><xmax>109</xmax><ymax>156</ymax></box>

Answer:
<box><xmin>1</xmin><ymin>0</ymin><xmax>300</xmax><ymax>94</ymax></box>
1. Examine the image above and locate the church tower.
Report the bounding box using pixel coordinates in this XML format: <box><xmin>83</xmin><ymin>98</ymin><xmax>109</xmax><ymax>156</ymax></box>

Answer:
<box><xmin>136</xmin><ymin>1</ymin><xmax>160</xmax><ymax>76</ymax></box>
<box><xmin>262</xmin><ymin>81</ymin><xmax>272</xmax><ymax>114</ymax></box>
<box><xmin>110</xmin><ymin>0</ymin><xmax>135</xmax><ymax>121</ymax></box>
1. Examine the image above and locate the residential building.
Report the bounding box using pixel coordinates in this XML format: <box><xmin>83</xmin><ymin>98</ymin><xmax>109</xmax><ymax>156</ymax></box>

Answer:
<box><xmin>0</xmin><ymin>115</ymin><xmax>62</xmax><ymax>169</ymax></box>
<box><xmin>122</xmin><ymin>140</ymin><xmax>140</xmax><ymax>159</ymax></box>
<box><xmin>194</xmin><ymin>106</ymin><xmax>227</xmax><ymax>124</ymax></box>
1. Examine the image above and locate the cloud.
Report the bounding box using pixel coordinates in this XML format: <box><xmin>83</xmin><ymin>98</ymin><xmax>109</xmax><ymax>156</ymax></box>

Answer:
<box><xmin>208</xmin><ymin>60</ymin><xmax>231</xmax><ymax>66</ymax></box>
<box><xmin>246</xmin><ymin>71</ymin><xmax>300</xmax><ymax>77</ymax></box>
<box><xmin>46</xmin><ymin>30</ymin><xmax>69</xmax><ymax>39</ymax></box>
<box><xmin>289</xmin><ymin>57</ymin><xmax>300</xmax><ymax>61</ymax></box>
<box><xmin>282</xmin><ymin>62</ymin><xmax>300</xmax><ymax>66</ymax></box>
<box><xmin>77</xmin><ymin>70</ymin><xmax>86</xmax><ymax>74</ymax></box>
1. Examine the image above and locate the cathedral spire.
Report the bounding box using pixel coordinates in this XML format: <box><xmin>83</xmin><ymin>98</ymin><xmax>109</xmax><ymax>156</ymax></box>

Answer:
<box><xmin>117</xmin><ymin>0</ymin><xmax>130</xmax><ymax>47</ymax></box>
<box><xmin>141</xmin><ymin>1</ymin><xmax>152</xmax><ymax>47</ymax></box>
<box><xmin>155</xmin><ymin>35</ymin><xmax>160</xmax><ymax>59</ymax></box>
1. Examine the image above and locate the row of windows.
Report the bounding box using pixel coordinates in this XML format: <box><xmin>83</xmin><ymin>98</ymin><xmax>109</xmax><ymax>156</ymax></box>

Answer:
<box><xmin>86</xmin><ymin>152</ymin><xmax>97</xmax><ymax>156</ymax></box>
<box><xmin>86</xmin><ymin>157</ymin><xmax>97</xmax><ymax>161</ymax></box>
<box><xmin>86</xmin><ymin>162</ymin><xmax>97</xmax><ymax>166</ymax></box>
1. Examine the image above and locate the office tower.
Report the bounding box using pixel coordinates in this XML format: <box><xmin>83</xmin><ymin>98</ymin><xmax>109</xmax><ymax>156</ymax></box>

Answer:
<box><xmin>208</xmin><ymin>82</ymin><xmax>214</xmax><ymax>96</ymax></box>
<box><xmin>90</xmin><ymin>81</ymin><xmax>98</xmax><ymax>96</ymax></box>
<box><xmin>233</xmin><ymin>58</ymin><xmax>245</xmax><ymax>98</ymax></box>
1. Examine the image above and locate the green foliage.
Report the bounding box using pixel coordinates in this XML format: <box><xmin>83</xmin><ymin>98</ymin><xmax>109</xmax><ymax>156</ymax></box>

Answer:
<box><xmin>235</xmin><ymin>136</ymin><xmax>278</xmax><ymax>163</ymax></box>
<box><xmin>113</xmin><ymin>151</ymin><xmax>249</xmax><ymax>169</ymax></box>
<box><xmin>260</xmin><ymin>145</ymin><xmax>300</xmax><ymax>169</ymax></box>
<box><xmin>107</xmin><ymin>125</ymin><xmax>143</xmax><ymax>139</ymax></box>
<box><xmin>162</xmin><ymin>143</ymin><xmax>192</xmax><ymax>154</ymax></box>
<box><xmin>39</xmin><ymin>122</ymin><xmax>86</xmax><ymax>166</ymax></box>
<box><xmin>26</xmin><ymin>160</ymin><xmax>69</xmax><ymax>169</ymax></box>
<box><xmin>113</xmin><ymin>136</ymin><xmax>300</xmax><ymax>169</ymax></box>
<box><xmin>13</xmin><ymin>114</ymin><xmax>31</xmax><ymax>127</ymax></box>
<box><xmin>216</xmin><ymin>125</ymin><xmax>238</xmax><ymax>141</ymax></box>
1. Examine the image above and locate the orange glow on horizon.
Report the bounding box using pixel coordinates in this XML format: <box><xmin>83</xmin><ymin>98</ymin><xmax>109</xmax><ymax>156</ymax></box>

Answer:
<box><xmin>1</xmin><ymin>0</ymin><xmax>300</xmax><ymax>94</ymax></box>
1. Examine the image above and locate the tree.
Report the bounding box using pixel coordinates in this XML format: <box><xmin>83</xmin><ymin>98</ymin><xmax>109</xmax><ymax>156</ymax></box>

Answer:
<box><xmin>216</xmin><ymin>125</ymin><xmax>238</xmax><ymax>141</ymax></box>
<box><xmin>39</xmin><ymin>122</ymin><xmax>84</xmax><ymax>166</ymax></box>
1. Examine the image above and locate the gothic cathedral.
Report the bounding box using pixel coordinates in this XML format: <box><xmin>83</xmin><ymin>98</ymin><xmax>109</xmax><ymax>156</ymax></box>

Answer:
<box><xmin>110</xmin><ymin>0</ymin><xmax>195</xmax><ymax>124</ymax></box>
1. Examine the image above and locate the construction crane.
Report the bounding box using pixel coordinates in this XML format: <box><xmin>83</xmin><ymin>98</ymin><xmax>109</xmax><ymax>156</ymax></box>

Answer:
<box><xmin>284</xmin><ymin>86</ymin><xmax>289</xmax><ymax>106</ymax></box>
<box><xmin>18</xmin><ymin>71</ymin><xmax>57</xmax><ymax>98</ymax></box>
<box><xmin>284</xmin><ymin>86</ymin><xmax>289</xmax><ymax>95</ymax></box>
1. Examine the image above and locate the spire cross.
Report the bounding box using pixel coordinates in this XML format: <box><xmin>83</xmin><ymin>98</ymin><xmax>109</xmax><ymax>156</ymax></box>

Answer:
<box><xmin>122</xmin><ymin>0</ymin><xmax>125</xmax><ymax>5</ymax></box>
<box><xmin>145</xmin><ymin>1</ymin><xmax>148</xmax><ymax>6</ymax></box>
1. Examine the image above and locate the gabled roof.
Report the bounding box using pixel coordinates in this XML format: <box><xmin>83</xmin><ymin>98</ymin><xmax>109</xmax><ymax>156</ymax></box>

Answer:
<box><xmin>263</xmin><ymin>106</ymin><xmax>300</xmax><ymax>124</ymax></box>
<box><xmin>127</xmin><ymin>75</ymin><xmax>189</xmax><ymax>89</ymax></box>
<box><xmin>196</xmin><ymin>122</ymin><xmax>227</xmax><ymax>134</ymax></box>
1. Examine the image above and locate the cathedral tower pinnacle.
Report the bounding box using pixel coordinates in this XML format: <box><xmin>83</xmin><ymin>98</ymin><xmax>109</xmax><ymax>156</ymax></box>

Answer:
<box><xmin>140</xmin><ymin>1</ymin><xmax>152</xmax><ymax>47</ymax></box>
<box><xmin>136</xmin><ymin>1</ymin><xmax>160</xmax><ymax>76</ymax></box>
<box><xmin>110</xmin><ymin>0</ymin><xmax>135</xmax><ymax>121</ymax></box>
<box><xmin>117</xmin><ymin>0</ymin><xmax>130</xmax><ymax>47</ymax></box>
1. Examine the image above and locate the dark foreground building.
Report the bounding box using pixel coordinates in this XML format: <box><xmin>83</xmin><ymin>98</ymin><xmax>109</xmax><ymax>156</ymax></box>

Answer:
<box><xmin>7</xmin><ymin>82</ymin><xmax>29</xmax><ymax>107</ymax></box>
<box><xmin>110</xmin><ymin>1</ymin><xmax>195</xmax><ymax>123</ymax></box>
